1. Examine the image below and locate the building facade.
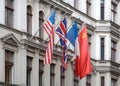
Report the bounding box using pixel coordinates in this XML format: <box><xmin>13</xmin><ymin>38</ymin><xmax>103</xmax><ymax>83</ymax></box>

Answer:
<box><xmin>0</xmin><ymin>0</ymin><xmax>120</xmax><ymax>86</ymax></box>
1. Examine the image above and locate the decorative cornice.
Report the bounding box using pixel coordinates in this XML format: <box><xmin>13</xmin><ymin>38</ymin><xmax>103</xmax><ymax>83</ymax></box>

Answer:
<box><xmin>21</xmin><ymin>39</ymin><xmax>62</xmax><ymax>57</ymax></box>
<box><xmin>1</xmin><ymin>34</ymin><xmax>20</xmax><ymax>47</ymax></box>
<box><xmin>39</xmin><ymin>0</ymin><xmax>73</xmax><ymax>15</ymax></box>
<box><xmin>91</xmin><ymin>59</ymin><xmax>120</xmax><ymax>76</ymax></box>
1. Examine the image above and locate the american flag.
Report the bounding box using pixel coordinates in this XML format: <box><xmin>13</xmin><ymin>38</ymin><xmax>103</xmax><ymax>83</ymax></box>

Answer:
<box><xmin>43</xmin><ymin>10</ymin><xmax>56</xmax><ymax>64</ymax></box>
<box><xmin>56</xmin><ymin>17</ymin><xmax>67</xmax><ymax>72</ymax></box>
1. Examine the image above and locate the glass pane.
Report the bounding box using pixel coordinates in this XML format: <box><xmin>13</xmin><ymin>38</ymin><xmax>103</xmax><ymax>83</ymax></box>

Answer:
<box><xmin>101</xmin><ymin>38</ymin><xmax>104</xmax><ymax>60</ymax></box>
<box><xmin>101</xmin><ymin>77</ymin><xmax>104</xmax><ymax>86</ymax></box>
<box><xmin>5</xmin><ymin>9</ymin><xmax>13</xmax><ymax>27</ymax></box>
<box><xmin>5</xmin><ymin>0</ymin><xmax>13</xmax><ymax>8</ymax></box>
<box><xmin>27</xmin><ymin>57</ymin><xmax>32</xmax><ymax>67</ymax></box>
<box><xmin>27</xmin><ymin>15</ymin><xmax>32</xmax><ymax>34</ymax></box>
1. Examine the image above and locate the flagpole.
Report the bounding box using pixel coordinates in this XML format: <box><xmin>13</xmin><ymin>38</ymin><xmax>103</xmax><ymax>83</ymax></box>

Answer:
<box><xmin>66</xmin><ymin>21</ymin><xmax>74</xmax><ymax>32</ymax></box>
<box><xmin>42</xmin><ymin>13</ymin><xmax>67</xmax><ymax>44</ymax></box>
<box><xmin>78</xmin><ymin>23</ymin><xmax>86</xmax><ymax>33</ymax></box>
<box><xmin>54</xmin><ymin>13</ymin><xmax>67</xmax><ymax>30</ymax></box>
<box><xmin>30</xmin><ymin>7</ymin><xmax>56</xmax><ymax>41</ymax></box>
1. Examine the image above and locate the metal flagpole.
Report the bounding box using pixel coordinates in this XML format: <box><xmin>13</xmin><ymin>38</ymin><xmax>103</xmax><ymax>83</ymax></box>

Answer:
<box><xmin>30</xmin><ymin>7</ymin><xmax>56</xmax><ymax>41</ymax></box>
<box><xmin>42</xmin><ymin>12</ymin><xmax>67</xmax><ymax>44</ymax></box>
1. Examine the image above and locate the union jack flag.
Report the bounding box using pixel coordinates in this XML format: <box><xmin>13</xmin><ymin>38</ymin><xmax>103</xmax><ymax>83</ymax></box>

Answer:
<box><xmin>56</xmin><ymin>17</ymin><xmax>67</xmax><ymax>72</ymax></box>
<box><xmin>43</xmin><ymin>10</ymin><xmax>56</xmax><ymax>64</ymax></box>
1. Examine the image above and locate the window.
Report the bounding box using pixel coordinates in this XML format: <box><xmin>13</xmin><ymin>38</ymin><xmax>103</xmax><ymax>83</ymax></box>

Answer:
<box><xmin>74</xmin><ymin>0</ymin><xmax>78</xmax><ymax>9</ymax></box>
<box><xmin>101</xmin><ymin>38</ymin><xmax>104</xmax><ymax>60</ymax></box>
<box><xmin>111</xmin><ymin>40</ymin><xmax>116</xmax><ymax>61</ymax></box>
<box><xmin>5</xmin><ymin>50</ymin><xmax>14</xmax><ymax>83</ymax></box>
<box><xmin>5</xmin><ymin>0</ymin><xmax>14</xmax><ymax>27</ymax></box>
<box><xmin>50</xmin><ymin>64</ymin><xmax>55</xmax><ymax>86</ymax></box>
<box><xmin>88</xmin><ymin>34</ymin><xmax>91</xmax><ymax>56</ymax></box>
<box><xmin>60</xmin><ymin>66</ymin><xmax>65</xmax><ymax>86</ymax></box>
<box><xmin>39</xmin><ymin>11</ymin><xmax>44</xmax><ymax>38</ymax></box>
<box><xmin>101</xmin><ymin>77</ymin><xmax>105</xmax><ymax>86</ymax></box>
<box><xmin>27</xmin><ymin>5</ymin><xmax>32</xmax><ymax>34</ymax></box>
<box><xmin>27</xmin><ymin>56</ymin><xmax>32</xmax><ymax>86</ymax></box>
<box><xmin>86</xmin><ymin>75</ymin><xmax>91</xmax><ymax>86</ymax></box>
<box><xmin>111</xmin><ymin>78</ymin><xmax>116</xmax><ymax>86</ymax></box>
<box><xmin>39</xmin><ymin>60</ymin><xmax>44</xmax><ymax>86</ymax></box>
<box><xmin>73</xmin><ymin>70</ymin><xmax>78</xmax><ymax>86</ymax></box>
<box><xmin>111</xmin><ymin>2</ymin><xmax>117</xmax><ymax>22</ymax></box>
<box><xmin>86</xmin><ymin>0</ymin><xmax>91</xmax><ymax>16</ymax></box>
<box><xmin>101</xmin><ymin>0</ymin><xmax>104</xmax><ymax>20</ymax></box>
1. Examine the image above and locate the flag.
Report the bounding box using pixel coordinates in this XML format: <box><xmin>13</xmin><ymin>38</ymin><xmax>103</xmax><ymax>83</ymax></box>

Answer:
<box><xmin>74</xmin><ymin>36</ymin><xmax>80</xmax><ymax>76</ymax></box>
<box><xmin>78</xmin><ymin>25</ymin><xmax>92</xmax><ymax>79</ymax></box>
<box><xmin>56</xmin><ymin>18</ymin><xmax>67</xmax><ymax>72</ymax></box>
<box><xmin>66</xmin><ymin>22</ymin><xmax>78</xmax><ymax>47</ymax></box>
<box><xmin>66</xmin><ymin>22</ymin><xmax>79</xmax><ymax>75</ymax></box>
<box><xmin>43</xmin><ymin>10</ymin><xmax>56</xmax><ymax>64</ymax></box>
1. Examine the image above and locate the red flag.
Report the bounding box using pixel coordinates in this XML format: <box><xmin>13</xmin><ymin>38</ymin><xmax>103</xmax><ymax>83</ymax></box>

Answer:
<box><xmin>78</xmin><ymin>25</ymin><xmax>92</xmax><ymax>79</ymax></box>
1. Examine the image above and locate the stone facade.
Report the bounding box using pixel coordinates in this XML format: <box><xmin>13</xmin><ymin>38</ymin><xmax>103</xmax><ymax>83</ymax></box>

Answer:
<box><xmin>0</xmin><ymin>0</ymin><xmax>120</xmax><ymax>86</ymax></box>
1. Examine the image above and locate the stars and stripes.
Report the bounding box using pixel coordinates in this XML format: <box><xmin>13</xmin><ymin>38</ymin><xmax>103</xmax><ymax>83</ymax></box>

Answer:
<box><xmin>43</xmin><ymin>10</ymin><xmax>56</xmax><ymax>64</ymax></box>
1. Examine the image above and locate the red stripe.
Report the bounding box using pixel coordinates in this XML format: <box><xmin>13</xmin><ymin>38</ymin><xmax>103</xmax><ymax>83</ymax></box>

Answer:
<box><xmin>59</xmin><ymin>22</ymin><xmax>66</xmax><ymax>35</ymax></box>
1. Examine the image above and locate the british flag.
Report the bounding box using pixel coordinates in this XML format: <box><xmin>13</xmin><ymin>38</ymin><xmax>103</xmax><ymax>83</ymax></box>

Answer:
<box><xmin>56</xmin><ymin>17</ymin><xmax>67</xmax><ymax>72</ymax></box>
<box><xmin>43</xmin><ymin>10</ymin><xmax>56</xmax><ymax>64</ymax></box>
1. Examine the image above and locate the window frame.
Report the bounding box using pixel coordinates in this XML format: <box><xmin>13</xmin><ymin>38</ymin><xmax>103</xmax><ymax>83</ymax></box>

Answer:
<box><xmin>39</xmin><ymin>60</ymin><xmax>44</xmax><ymax>86</ymax></box>
<box><xmin>50</xmin><ymin>64</ymin><xmax>55</xmax><ymax>86</ymax></box>
<box><xmin>73</xmin><ymin>70</ymin><xmax>79</xmax><ymax>86</ymax></box>
<box><xmin>5</xmin><ymin>0</ymin><xmax>14</xmax><ymax>27</ymax></box>
<box><xmin>101</xmin><ymin>76</ymin><xmax>105</xmax><ymax>86</ymax></box>
<box><xmin>101</xmin><ymin>37</ymin><xmax>105</xmax><ymax>60</ymax></box>
<box><xmin>86</xmin><ymin>0</ymin><xmax>91</xmax><ymax>16</ymax></box>
<box><xmin>60</xmin><ymin>66</ymin><xmax>65</xmax><ymax>86</ymax></box>
<box><xmin>86</xmin><ymin>75</ymin><xmax>91</xmax><ymax>86</ymax></box>
<box><xmin>5</xmin><ymin>50</ymin><xmax>14</xmax><ymax>83</ymax></box>
<box><xmin>111</xmin><ymin>2</ymin><xmax>117</xmax><ymax>22</ymax></box>
<box><xmin>27</xmin><ymin>5</ymin><xmax>32</xmax><ymax>34</ymax></box>
<box><xmin>111</xmin><ymin>78</ymin><xmax>117</xmax><ymax>86</ymax></box>
<box><xmin>111</xmin><ymin>40</ymin><xmax>116</xmax><ymax>62</ymax></box>
<box><xmin>26</xmin><ymin>56</ymin><xmax>33</xmax><ymax>86</ymax></box>
<box><xmin>101</xmin><ymin>0</ymin><xmax>104</xmax><ymax>20</ymax></box>
<box><xmin>39</xmin><ymin>11</ymin><xmax>44</xmax><ymax>38</ymax></box>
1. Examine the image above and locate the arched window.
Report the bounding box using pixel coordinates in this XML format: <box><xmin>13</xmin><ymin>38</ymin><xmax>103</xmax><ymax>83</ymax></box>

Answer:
<box><xmin>27</xmin><ymin>5</ymin><xmax>32</xmax><ymax>34</ymax></box>
<box><xmin>39</xmin><ymin>11</ymin><xmax>44</xmax><ymax>38</ymax></box>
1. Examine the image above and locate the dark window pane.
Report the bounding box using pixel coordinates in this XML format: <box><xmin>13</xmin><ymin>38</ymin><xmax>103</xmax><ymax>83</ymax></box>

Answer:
<box><xmin>5</xmin><ymin>0</ymin><xmax>14</xmax><ymax>27</ymax></box>
<box><xmin>101</xmin><ymin>77</ymin><xmax>104</xmax><ymax>86</ymax></box>
<box><xmin>39</xmin><ymin>60</ymin><xmax>43</xmax><ymax>86</ymax></box>
<box><xmin>111</xmin><ymin>40</ymin><xmax>116</xmax><ymax>61</ymax></box>
<box><xmin>73</xmin><ymin>70</ymin><xmax>78</xmax><ymax>86</ymax></box>
<box><xmin>60</xmin><ymin>66</ymin><xmax>65</xmax><ymax>86</ymax></box>
<box><xmin>39</xmin><ymin>11</ymin><xmax>44</xmax><ymax>38</ymax></box>
<box><xmin>5</xmin><ymin>0</ymin><xmax>13</xmax><ymax>8</ymax></box>
<box><xmin>101</xmin><ymin>0</ymin><xmax>104</xmax><ymax>20</ymax></box>
<box><xmin>101</xmin><ymin>38</ymin><xmax>104</xmax><ymax>60</ymax></box>
<box><xmin>111</xmin><ymin>78</ymin><xmax>116</xmax><ymax>86</ymax></box>
<box><xmin>5</xmin><ymin>50</ymin><xmax>14</xmax><ymax>83</ymax></box>
<box><xmin>111</xmin><ymin>3</ymin><xmax>116</xmax><ymax>22</ymax></box>
<box><xmin>27</xmin><ymin>56</ymin><xmax>32</xmax><ymax>86</ymax></box>
<box><xmin>27</xmin><ymin>6</ymin><xmax>32</xmax><ymax>34</ymax></box>
<box><xmin>50</xmin><ymin>64</ymin><xmax>55</xmax><ymax>86</ymax></box>
<box><xmin>86</xmin><ymin>75</ymin><xmax>91</xmax><ymax>86</ymax></box>
<box><xmin>86</xmin><ymin>0</ymin><xmax>91</xmax><ymax>16</ymax></box>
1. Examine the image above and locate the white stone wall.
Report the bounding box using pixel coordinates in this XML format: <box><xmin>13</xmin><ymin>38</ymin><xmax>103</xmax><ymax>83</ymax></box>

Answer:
<box><xmin>0</xmin><ymin>0</ymin><xmax>120</xmax><ymax>86</ymax></box>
